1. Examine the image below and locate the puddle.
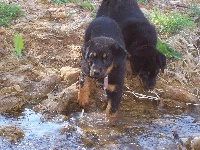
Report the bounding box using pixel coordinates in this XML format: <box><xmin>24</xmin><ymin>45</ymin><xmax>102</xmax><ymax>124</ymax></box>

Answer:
<box><xmin>0</xmin><ymin>99</ymin><xmax>200</xmax><ymax>150</ymax></box>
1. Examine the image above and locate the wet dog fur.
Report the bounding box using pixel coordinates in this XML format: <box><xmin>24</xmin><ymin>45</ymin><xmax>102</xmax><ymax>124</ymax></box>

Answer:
<box><xmin>77</xmin><ymin>17</ymin><xmax>127</xmax><ymax>116</ymax></box>
<box><xmin>97</xmin><ymin>0</ymin><xmax>166</xmax><ymax>89</ymax></box>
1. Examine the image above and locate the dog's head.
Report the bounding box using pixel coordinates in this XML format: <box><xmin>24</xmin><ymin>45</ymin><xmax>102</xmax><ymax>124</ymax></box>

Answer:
<box><xmin>81</xmin><ymin>36</ymin><xmax>127</xmax><ymax>78</ymax></box>
<box><xmin>130</xmin><ymin>48</ymin><xmax>166</xmax><ymax>89</ymax></box>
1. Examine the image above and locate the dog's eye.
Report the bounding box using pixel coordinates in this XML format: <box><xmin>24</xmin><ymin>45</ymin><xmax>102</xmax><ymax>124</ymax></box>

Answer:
<box><xmin>102</xmin><ymin>53</ymin><xmax>109</xmax><ymax>60</ymax></box>
<box><xmin>104</xmin><ymin>55</ymin><xmax>109</xmax><ymax>60</ymax></box>
<box><xmin>89</xmin><ymin>53</ymin><xmax>96</xmax><ymax>59</ymax></box>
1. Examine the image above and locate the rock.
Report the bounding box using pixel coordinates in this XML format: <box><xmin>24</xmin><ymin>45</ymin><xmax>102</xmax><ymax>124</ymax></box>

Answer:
<box><xmin>0</xmin><ymin>84</ymin><xmax>22</xmax><ymax>95</ymax></box>
<box><xmin>193</xmin><ymin>76</ymin><xmax>200</xmax><ymax>86</ymax></box>
<box><xmin>0</xmin><ymin>28</ymin><xmax>6</xmax><ymax>34</ymax></box>
<box><xmin>191</xmin><ymin>137</ymin><xmax>200</xmax><ymax>150</ymax></box>
<box><xmin>19</xmin><ymin>64</ymin><xmax>34</xmax><ymax>72</ymax></box>
<box><xmin>160</xmin><ymin>86</ymin><xmax>199</xmax><ymax>103</ymax></box>
<box><xmin>0</xmin><ymin>126</ymin><xmax>24</xmax><ymax>143</ymax></box>
<box><xmin>12</xmin><ymin>84</ymin><xmax>21</xmax><ymax>92</ymax></box>
<box><xmin>0</xmin><ymin>95</ymin><xmax>24</xmax><ymax>113</ymax></box>
<box><xmin>24</xmin><ymin>74</ymin><xmax>61</xmax><ymax>100</ymax></box>
<box><xmin>60</xmin><ymin>66</ymin><xmax>80</xmax><ymax>85</ymax></box>
<box><xmin>33</xmin><ymin>83</ymin><xmax>79</xmax><ymax>114</ymax></box>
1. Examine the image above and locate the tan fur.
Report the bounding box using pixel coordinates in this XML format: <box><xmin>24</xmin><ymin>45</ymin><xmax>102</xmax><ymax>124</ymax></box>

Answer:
<box><xmin>77</xmin><ymin>76</ymin><xmax>91</xmax><ymax>107</ymax></box>
<box><xmin>102</xmin><ymin>53</ymin><xmax>107</xmax><ymax>58</ymax></box>
<box><xmin>126</xmin><ymin>60</ymin><xmax>132</xmax><ymax>75</ymax></box>
<box><xmin>106</xmin><ymin>62</ymin><xmax>114</xmax><ymax>74</ymax></box>
<box><xmin>107</xmin><ymin>84</ymin><xmax>116</xmax><ymax>92</ymax></box>
<box><xmin>105</xmin><ymin>100</ymin><xmax>117</xmax><ymax>117</ymax></box>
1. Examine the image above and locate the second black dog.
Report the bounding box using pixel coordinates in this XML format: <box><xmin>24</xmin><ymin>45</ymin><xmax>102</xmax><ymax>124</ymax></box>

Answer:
<box><xmin>97</xmin><ymin>0</ymin><xmax>166</xmax><ymax>89</ymax></box>
<box><xmin>77</xmin><ymin>17</ymin><xmax>127</xmax><ymax>116</ymax></box>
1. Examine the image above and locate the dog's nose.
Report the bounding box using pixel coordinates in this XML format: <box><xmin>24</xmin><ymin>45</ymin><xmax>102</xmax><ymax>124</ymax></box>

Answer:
<box><xmin>93</xmin><ymin>69</ymin><xmax>100</xmax><ymax>76</ymax></box>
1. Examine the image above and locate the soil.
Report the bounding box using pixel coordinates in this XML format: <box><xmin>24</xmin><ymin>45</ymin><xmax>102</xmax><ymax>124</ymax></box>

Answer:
<box><xmin>0</xmin><ymin>0</ymin><xmax>199</xmax><ymax>147</ymax></box>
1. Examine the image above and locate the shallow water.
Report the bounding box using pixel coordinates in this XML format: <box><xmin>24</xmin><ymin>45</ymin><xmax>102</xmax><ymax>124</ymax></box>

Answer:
<box><xmin>0</xmin><ymin>98</ymin><xmax>200</xmax><ymax>150</ymax></box>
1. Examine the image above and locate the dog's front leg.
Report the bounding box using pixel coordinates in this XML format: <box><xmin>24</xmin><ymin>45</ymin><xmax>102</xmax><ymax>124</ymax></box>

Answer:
<box><xmin>105</xmin><ymin>84</ymin><xmax>122</xmax><ymax>117</ymax></box>
<box><xmin>77</xmin><ymin>74</ymin><xmax>90</xmax><ymax>107</ymax></box>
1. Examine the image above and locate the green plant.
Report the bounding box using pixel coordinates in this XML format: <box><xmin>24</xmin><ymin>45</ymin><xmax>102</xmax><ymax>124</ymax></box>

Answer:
<box><xmin>69</xmin><ymin>0</ymin><xmax>79</xmax><ymax>2</ymax></box>
<box><xmin>40</xmin><ymin>0</ymin><xmax>48</xmax><ymax>3</ymax></box>
<box><xmin>190</xmin><ymin>2</ymin><xmax>200</xmax><ymax>18</ymax></box>
<box><xmin>52</xmin><ymin>0</ymin><xmax>68</xmax><ymax>3</ymax></box>
<box><xmin>80</xmin><ymin>2</ymin><xmax>94</xmax><ymax>12</ymax></box>
<box><xmin>13</xmin><ymin>34</ymin><xmax>24</xmax><ymax>57</ymax></box>
<box><xmin>51</xmin><ymin>0</ymin><xmax>79</xmax><ymax>3</ymax></box>
<box><xmin>157</xmin><ymin>38</ymin><xmax>182</xmax><ymax>59</ymax></box>
<box><xmin>149</xmin><ymin>8</ymin><xmax>194</xmax><ymax>35</ymax></box>
<box><xmin>0</xmin><ymin>3</ymin><xmax>22</xmax><ymax>27</ymax></box>
<box><xmin>138</xmin><ymin>0</ymin><xmax>148</xmax><ymax>3</ymax></box>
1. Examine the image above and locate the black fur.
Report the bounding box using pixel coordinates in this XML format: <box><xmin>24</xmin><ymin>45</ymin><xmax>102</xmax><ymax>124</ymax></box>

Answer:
<box><xmin>80</xmin><ymin>17</ymin><xmax>127</xmax><ymax>115</ymax></box>
<box><xmin>97</xmin><ymin>0</ymin><xmax>166</xmax><ymax>89</ymax></box>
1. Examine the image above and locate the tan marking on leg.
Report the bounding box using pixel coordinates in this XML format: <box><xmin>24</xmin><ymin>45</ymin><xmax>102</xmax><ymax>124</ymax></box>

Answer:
<box><xmin>105</xmin><ymin>100</ymin><xmax>111</xmax><ymax>117</ymax></box>
<box><xmin>105</xmin><ymin>100</ymin><xmax>117</xmax><ymax>117</ymax></box>
<box><xmin>77</xmin><ymin>76</ymin><xmax>90</xmax><ymax>107</ymax></box>
<box><xmin>106</xmin><ymin>84</ymin><xmax>116</xmax><ymax>92</ymax></box>
<box><xmin>126</xmin><ymin>60</ymin><xmax>133</xmax><ymax>75</ymax></box>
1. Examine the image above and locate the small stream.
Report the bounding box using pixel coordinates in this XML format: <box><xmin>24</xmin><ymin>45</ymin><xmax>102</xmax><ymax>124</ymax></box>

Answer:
<box><xmin>0</xmin><ymin>98</ymin><xmax>200</xmax><ymax>150</ymax></box>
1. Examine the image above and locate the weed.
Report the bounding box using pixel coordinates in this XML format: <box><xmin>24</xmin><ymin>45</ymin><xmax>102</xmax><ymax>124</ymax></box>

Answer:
<box><xmin>51</xmin><ymin>0</ymin><xmax>79</xmax><ymax>4</ymax></box>
<box><xmin>80</xmin><ymin>2</ymin><xmax>94</xmax><ymax>12</ymax></box>
<box><xmin>157</xmin><ymin>38</ymin><xmax>182</xmax><ymax>59</ymax></box>
<box><xmin>13</xmin><ymin>34</ymin><xmax>24</xmax><ymax>57</ymax></box>
<box><xmin>189</xmin><ymin>2</ymin><xmax>200</xmax><ymax>18</ymax></box>
<box><xmin>40</xmin><ymin>0</ymin><xmax>48</xmax><ymax>3</ymax></box>
<box><xmin>191</xmin><ymin>4</ymin><xmax>200</xmax><ymax>26</ymax></box>
<box><xmin>149</xmin><ymin>8</ymin><xmax>194</xmax><ymax>35</ymax></box>
<box><xmin>69</xmin><ymin>0</ymin><xmax>79</xmax><ymax>2</ymax></box>
<box><xmin>138</xmin><ymin>0</ymin><xmax>148</xmax><ymax>3</ymax></box>
<box><xmin>0</xmin><ymin>3</ymin><xmax>22</xmax><ymax>27</ymax></box>
<box><xmin>52</xmin><ymin>0</ymin><xmax>68</xmax><ymax>3</ymax></box>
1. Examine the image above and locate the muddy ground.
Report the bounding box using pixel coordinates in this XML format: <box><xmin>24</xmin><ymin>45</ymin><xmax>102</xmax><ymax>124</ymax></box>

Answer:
<box><xmin>0</xmin><ymin>0</ymin><xmax>200</xmax><ymax>149</ymax></box>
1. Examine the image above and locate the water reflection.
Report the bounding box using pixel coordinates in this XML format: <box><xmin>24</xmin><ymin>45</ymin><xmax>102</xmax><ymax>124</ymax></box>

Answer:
<box><xmin>0</xmin><ymin>99</ymin><xmax>200</xmax><ymax>149</ymax></box>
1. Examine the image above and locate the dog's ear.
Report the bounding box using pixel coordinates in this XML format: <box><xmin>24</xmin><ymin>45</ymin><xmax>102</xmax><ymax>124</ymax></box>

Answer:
<box><xmin>130</xmin><ymin>56</ymin><xmax>144</xmax><ymax>76</ymax></box>
<box><xmin>111</xmin><ymin>43</ymin><xmax>127</xmax><ymax>67</ymax></box>
<box><xmin>81</xmin><ymin>40</ymin><xmax>94</xmax><ymax>59</ymax></box>
<box><xmin>156</xmin><ymin>51</ymin><xmax>166</xmax><ymax>73</ymax></box>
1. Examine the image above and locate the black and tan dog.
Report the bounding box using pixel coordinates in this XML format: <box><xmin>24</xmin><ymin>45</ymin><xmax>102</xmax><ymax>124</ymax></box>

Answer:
<box><xmin>77</xmin><ymin>17</ymin><xmax>127</xmax><ymax>116</ymax></box>
<box><xmin>97</xmin><ymin>0</ymin><xmax>166</xmax><ymax>89</ymax></box>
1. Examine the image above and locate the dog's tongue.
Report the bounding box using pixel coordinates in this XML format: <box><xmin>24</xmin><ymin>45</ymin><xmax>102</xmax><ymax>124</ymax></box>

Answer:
<box><xmin>103</xmin><ymin>75</ymin><xmax>108</xmax><ymax>90</ymax></box>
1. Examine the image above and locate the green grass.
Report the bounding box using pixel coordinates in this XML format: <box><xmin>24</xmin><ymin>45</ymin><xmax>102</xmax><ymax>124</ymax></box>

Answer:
<box><xmin>51</xmin><ymin>0</ymin><xmax>79</xmax><ymax>3</ymax></box>
<box><xmin>51</xmin><ymin>0</ymin><xmax>94</xmax><ymax>12</ymax></box>
<box><xmin>189</xmin><ymin>2</ymin><xmax>200</xmax><ymax>18</ymax></box>
<box><xmin>138</xmin><ymin>0</ymin><xmax>148</xmax><ymax>3</ymax></box>
<box><xmin>13</xmin><ymin>34</ymin><xmax>24</xmax><ymax>57</ymax></box>
<box><xmin>0</xmin><ymin>3</ymin><xmax>22</xmax><ymax>27</ymax></box>
<box><xmin>52</xmin><ymin>0</ymin><xmax>68</xmax><ymax>3</ymax></box>
<box><xmin>157</xmin><ymin>38</ymin><xmax>182</xmax><ymax>59</ymax></box>
<box><xmin>149</xmin><ymin>8</ymin><xmax>194</xmax><ymax>35</ymax></box>
<box><xmin>190</xmin><ymin>2</ymin><xmax>200</xmax><ymax>26</ymax></box>
<box><xmin>80</xmin><ymin>2</ymin><xmax>94</xmax><ymax>12</ymax></box>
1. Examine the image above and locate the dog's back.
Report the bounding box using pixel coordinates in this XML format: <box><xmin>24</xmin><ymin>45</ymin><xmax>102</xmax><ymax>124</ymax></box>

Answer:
<box><xmin>84</xmin><ymin>17</ymin><xmax>125</xmax><ymax>48</ymax></box>
<box><xmin>97</xmin><ymin>0</ymin><xmax>145</xmax><ymax>24</ymax></box>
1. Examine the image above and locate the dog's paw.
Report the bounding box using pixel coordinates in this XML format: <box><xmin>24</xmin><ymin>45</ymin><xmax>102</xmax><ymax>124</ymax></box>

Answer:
<box><xmin>77</xmin><ymin>97</ymin><xmax>89</xmax><ymax>108</ymax></box>
<box><xmin>77</xmin><ymin>89</ymin><xmax>90</xmax><ymax>107</ymax></box>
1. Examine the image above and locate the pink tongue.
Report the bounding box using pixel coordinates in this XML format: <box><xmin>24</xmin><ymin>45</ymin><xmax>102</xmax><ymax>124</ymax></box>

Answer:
<box><xmin>104</xmin><ymin>75</ymin><xmax>108</xmax><ymax>90</ymax></box>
